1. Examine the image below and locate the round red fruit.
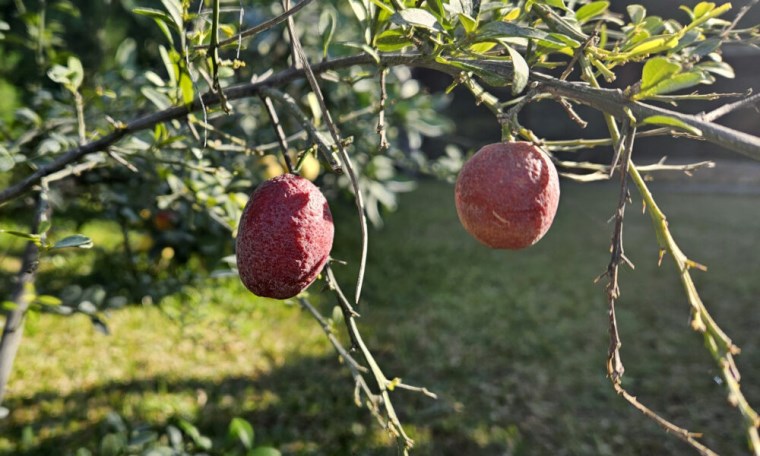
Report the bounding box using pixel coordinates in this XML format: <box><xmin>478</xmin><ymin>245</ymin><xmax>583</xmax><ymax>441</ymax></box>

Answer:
<box><xmin>236</xmin><ymin>174</ymin><xmax>334</xmax><ymax>299</ymax></box>
<box><xmin>455</xmin><ymin>142</ymin><xmax>560</xmax><ymax>250</ymax></box>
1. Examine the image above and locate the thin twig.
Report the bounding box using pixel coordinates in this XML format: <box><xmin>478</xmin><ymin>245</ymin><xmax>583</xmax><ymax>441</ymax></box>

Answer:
<box><xmin>325</xmin><ymin>265</ymin><xmax>422</xmax><ymax>452</ymax></box>
<box><xmin>4</xmin><ymin>52</ymin><xmax>760</xmax><ymax>204</ymax></box>
<box><xmin>721</xmin><ymin>0</ymin><xmax>760</xmax><ymax>38</ymax></box>
<box><xmin>259</xmin><ymin>87</ymin><xmax>341</xmax><ymax>172</ymax></box>
<box><xmin>285</xmin><ymin>15</ymin><xmax>369</xmax><ymax>307</ymax></box>
<box><xmin>0</xmin><ymin>184</ymin><xmax>50</xmax><ymax>405</ymax></box>
<box><xmin>377</xmin><ymin>67</ymin><xmax>389</xmax><ymax>151</ymax></box>
<box><xmin>194</xmin><ymin>0</ymin><xmax>317</xmax><ymax>50</ymax></box>
<box><xmin>261</xmin><ymin>95</ymin><xmax>295</xmax><ymax>174</ymax></box>
<box><xmin>583</xmin><ymin>60</ymin><xmax>724</xmax><ymax>456</ymax></box>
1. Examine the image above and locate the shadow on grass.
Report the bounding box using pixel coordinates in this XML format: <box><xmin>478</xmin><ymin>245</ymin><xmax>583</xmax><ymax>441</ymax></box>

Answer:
<box><xmin>0</xmin><ymin>352</ymin><xmax>521</xmax><ymax>456</ymax></box>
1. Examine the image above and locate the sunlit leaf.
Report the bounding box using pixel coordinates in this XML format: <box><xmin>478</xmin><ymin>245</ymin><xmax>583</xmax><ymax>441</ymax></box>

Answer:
<box><xmin>160</xmin><ymin>0</ymin><xmax>183</xmax><ymax>29</ymax></box>
<box><xmin>641</xmin><ymin>115</ymin><xmax>702</xmax><ymax>136</ymax></box>
<box><xmin>459</xmin><ymin>13</ymin><xmax>478</xmax><ymax>34</ymax></box>
<box><xmin>320</xmin><ymin>8</ymin><xmax>337</xmax><ymax>58</ymax></box>
<box><xmin>505</xmin><ymin>45</ymin><xmax>528</xmax><ymax>95</ymax></box>
<box><xmin>374</xmin><ymin>29</ymin><xmax>414</xmax><ymax>52</ymax></box>
<box><xmin>693</xmin><ymin>2</ymin><xmax>716</xmax><ymax>19</ymax></box>
<box><xmin>641</xmin><ymin>57</ymin><xmax>681</xmax><ymax>91</ymax></box>
<box><xmin>627</xmin><ymin>4</ymin><xmax>646</xmax><ymax>24</ymax></box>
<box><xmin>575</xmin><ymin>1</ymin><xmax>609</xmax><ymax>23</ymax></box>
<box><xmin>52</xmin><ymin>234</ymin><xmax>93</xmax><ymax>249</ymax></box>
<box><xmin>228</xmin><ymin>417</ymin><xmax>254</xmax><ymax>450</ymax></box>
<box><xmin>636</xmin><ymin>71</ymin><xmax>707</xmax><ymax>99</ymax></box>
<box><xmin>697</xmin><ymin>61</ymin><xmax>734</xmax><ymax>79</ymax></box>
<box><xmin>392</xmin><ymin>8</ymin><xmax>444</xmax><ymax>32</ymax></box>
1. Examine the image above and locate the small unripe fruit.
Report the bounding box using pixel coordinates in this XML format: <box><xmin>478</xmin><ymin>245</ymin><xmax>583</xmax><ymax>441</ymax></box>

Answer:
<box><xmin>455</xmin><ymin>141</ymin><xmax>560</xmax><ymax>250</ymax></box>
<box><xmin>299</xmin><ymin>153</ymin><xmax>321</xmax><ymax>181</ymax></box>
<box><xmin>259</xmin><ymin>154</ymin><xmax>286</xmax><ymax>180</ymax></box>
<box><xmin>236</xmin><ymin>174</ymin><xmax>334</xmax><ymax>299</ymax></box>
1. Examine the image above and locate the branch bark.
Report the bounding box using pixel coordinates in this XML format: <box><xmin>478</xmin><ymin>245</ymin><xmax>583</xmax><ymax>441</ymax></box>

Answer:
<box><xmin>2</xmin><ymin>52</ymin><xmax>759</xmax><ymax>205</ymax></box>
<box><xmin>0</xmin><ymin>187</ymin><xmax>50</xmax><ymax>405</ymax></box>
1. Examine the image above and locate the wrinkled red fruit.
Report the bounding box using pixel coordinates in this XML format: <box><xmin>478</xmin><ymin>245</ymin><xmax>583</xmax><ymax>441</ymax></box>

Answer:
<box><xmin>455</xmin><ymin>141</ymin><xmax>560</xmax><ymax>250</ymax></box>
<box><xmin>236</xmin><ymin>174</ymin><xmax>334</xmax><ymax>299</ymax></box>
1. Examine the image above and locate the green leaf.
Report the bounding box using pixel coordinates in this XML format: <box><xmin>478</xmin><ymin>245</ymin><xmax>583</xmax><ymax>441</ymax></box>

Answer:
<box><xmin>228</xmin><ymin>417</ymin><xmax>254</xmax><ymax>450</ymax></box>
<box><xmin>476</xmin><ymin>21</ymin><xmax>565</xmax><ymax>47</ymax></box>
<box><xmin>0</xmin><ymin>146</ymin><xmax>14</xmax><ymax>172</ymax></box>
<box><xmin>641</xmin><ymin>115</ymin><xmax>702</xmax><ymax>136</ymax></box>
<box><xmin>427</xmin><ymin>0</ymin><xmax>445</xmax><ymax>18</ymax></box>
<box><xmin>51</xmin><ymin>234</ymin><xmax>93</xmax><ymax>249</ymax></box>
<box><xmin>141</xmin><ymin>87</ymin><xmax>172</xmax><ymax>109</ymax></box>
<box><xmin>0</xmin><ymin>230</ymin><xmax>42</xmax><ymax>245</ymax></box>
<box><xmin>160</xmin><ymin>0</ymin><xmax>183</xmax><ymax>29</ymax></box>
<box><xmin>179</xmin><ymin>71</ymin><xmax>194</xmax><ymax>106</ymax></box>
<box><xmin>693</xmin><ymin>1</ymin><xmax>715</xmax><ymax>19</ymax></box>
<box><xmin>575</xmin><ymin>1</ymin><xmax>609</xmax><ymax>23</ymax></box>
<box><xmin>459</xmin><ymin>13</ymin><xmax>478</xmax><ymax>34</ymax></box>
<box><xmin>450</xmin><ymin>0</ymin><xmax>474</xmax><ymax>16</ymax></box>
<box><xmin>341</xmin><ymin>42</ymin><xmax>380</xmax><ymax>63</ymax></box>
<box><xmin>35</xmin><ymin>295</ymin><xmax>63</xmax><ymax>306</ymax></box>
<box><xmin>154</xmin><ymin>17</ymin><xmax>175</xmax><ymax>45</ymax></box>
<box><xmin>320</xmin><ymin>9</ymin><xmax>337</xmax><ymax>58</ymax></box>
<box><xmin>392</xmin><ymin>8</ymin><xmax>444</xmax><ymax>32</ymax></box>
<box><xmin>627</xmin><ymin>4</ymin><xmax>646</xmax><ymax>24</ymax></box>
<box><xmin>132</xmin><ymin>7</ymin><xmax>179</xmax><ymax>31</ymax></box>
<box><xmin>250</xmin><ymin>448</ymin><xmax>281</xmax><ymax>456</ymax></box>
<box><xmin>636</xmin><ymin>71</ymin><xmax>707</xmax><ymax>99</ymax></box>
<box><xmin>641</xmin><ymin>57</ymin><xmax>681</xmax><ymax>91</ymax></box>
<box><xmin>541</xmin><ymin>0</ymin><xmax>567</xmax><ymax>10</ymax></box>
<box><xmin>505</xmin><ymin>45</ymin><xmax>528</xmax><ymax>95</ymax></box>
<box><xmin>177</xmin><ymin>419</ymin><xmax>212</xmax><ymax>450</ymax></box>
<box><xmin>697</xmin><ymin>61</ymin><xmax>734</xmax><ymax>79</ymax></box>
<box><xmin>66</xmin><ymin>56</ymin><xmax>84</xmax><ymax>91</ymax></box>
<box><xmin>373</xmin><ymin>29</ymin><xmax>414</xmax><ymax>51</ymax></box>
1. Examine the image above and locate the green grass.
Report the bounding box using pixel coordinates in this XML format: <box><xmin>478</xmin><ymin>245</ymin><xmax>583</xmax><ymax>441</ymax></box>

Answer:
<box><xmin>1</xmin><ymin>179</ymin><xmax>759</xmax><ymax>455</ymax></box>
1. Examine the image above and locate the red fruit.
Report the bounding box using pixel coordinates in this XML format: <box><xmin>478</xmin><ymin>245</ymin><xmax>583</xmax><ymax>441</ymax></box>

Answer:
<box><xmin>236</xmin><ymin>174</ymin><xmax>334</xmax><ymax>299</ymax></box>
<box><xmin>455</xmin><ymin>141</ymin><xmax>560</xmax><ymax>250</ymax></box>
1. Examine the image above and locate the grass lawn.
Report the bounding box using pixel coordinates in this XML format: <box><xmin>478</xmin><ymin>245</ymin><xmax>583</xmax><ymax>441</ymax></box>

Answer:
<box><xmin>1</xmin><ymin>178</ymin><xmax>759</xmax><ymax>455</ymax></box>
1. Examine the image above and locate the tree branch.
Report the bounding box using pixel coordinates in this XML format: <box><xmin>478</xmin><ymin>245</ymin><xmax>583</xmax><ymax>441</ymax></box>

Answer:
<box><xmin>3</xmin><ymin>52</ymin><xmax>759</xmax><ymax>205</ymax></box>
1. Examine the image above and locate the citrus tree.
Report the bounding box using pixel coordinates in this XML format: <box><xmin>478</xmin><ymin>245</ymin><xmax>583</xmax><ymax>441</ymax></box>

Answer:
<box><xmin>1</xmin><ymin>0</ymin><xmax>760</xmax><ymax>454</ymax></box>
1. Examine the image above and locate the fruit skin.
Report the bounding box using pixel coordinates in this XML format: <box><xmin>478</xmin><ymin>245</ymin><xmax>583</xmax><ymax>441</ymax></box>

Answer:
<box><xmin>236</xmin><ymin>174</ymin><xmax>334</xmax><ymax>299</ymax></box>
<box><xmin>454</xmin><ymin>141</ymin><xmax>560</xmax><ymax>250</ymax></box>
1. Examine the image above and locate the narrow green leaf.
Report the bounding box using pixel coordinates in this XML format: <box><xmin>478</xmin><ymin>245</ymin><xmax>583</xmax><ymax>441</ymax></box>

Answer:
<box><xmin>153</xmin><ymin>17</ymin><xmax>175</xmax><ymax>45</ymax></box>
<box><xmin>160</xmin><ymin>0</ymin><xmax>183</xmax><ymax>29</ymax></box>
<box><xmin>52</xmin><ymin>234</ymin><xmax>93</xmax><ymax>249</ymax></box>
<box><xmin>459</xmin><ymin>13</ymin><xmax>478</xmax><ymax>34</ymax></box>
<box><xmin>320</xmin><ymin>9</ymin><xmax>337</xmax><ymax>58</ymax></box>
<box><xmin>35</xmin><ymin>295</ymin><xmax>63</xmax><ymax>306</ymax></box>
<box><xmin>0</xmin><ymin>230</ymin><xmax>42</xmax><ymax>244</ymax></box>
<box><xmin>697</xmin><ymin>61</ymin><xmax>734</xmax><ymax>79</ymax></box>
<box><xmin>132</xmin><ymin>7</ymin><xmax>179</xmax><ymax>31</ymax></box>
<box><xmin>575</xmin><ymin>1</ymin><xmax>609</xmax><ymax>23</ymax></box>
<box><xmin>641</xmin><ymin>115</ymin><xmax>702</xmax><ymax>136</ymax></box>
<box><xmin>179</xmin><ymin>71</ymin><xmax>194</xmax><ymax>106</ymax></box>
<box><xmin>141</xmin><ymin>87</ymin><xmax>172</xmax><ymax>109</ymax></box>
<box><xmin>342</xmin><ymin>42</ymin><xmax>380</xmax><ymax>63</ymax></box>
<box><xmin>476</xmin><ymin>21</ymin><xmax>565</xmax><ymax>46</ymax></box>
<box><xmin>641</xmin><ymin>57</ymin><xmax>681</xmax><ymax>91</ymax></box>
<box><xmin>228</xmin><ymin>418</ymin><xmax>254</xmax><ymax>450</ymax></box>
<box><xmin>0</xmin><ymin>146</ymin><xmax>14</xmax><ymax>172</ymax></box>
<box><xmin>450</xmin><ymin>0</ymin><xmax>474</xmax><ymax>16</ymax></box>
<box><xmin>542</xmin><ymin>0</ymin><xmax>567</xmax><ymax>10</ymax></box>
<box><xmin>427</xmin><ymin>0</ymin><xmax>445</xmax><ymax>18</ymax></box>
<box><xmin>505</xmin><ymin>45</ymin><xmax>529</xmax><ymax>95</ymax></box>
<box><xmin>250</xmin><ymin>448</ymin><xmax>281</xmax><ymax>456</ymax></box>
<box><xmin>392</xmin><ymin>8</ymin><xmax>444</xmax><ymax>32</ymax></box>
<box><xmin>373</xmin><ymin>29</ymin><xmax>415</xmax><ymax>51</ymax></box>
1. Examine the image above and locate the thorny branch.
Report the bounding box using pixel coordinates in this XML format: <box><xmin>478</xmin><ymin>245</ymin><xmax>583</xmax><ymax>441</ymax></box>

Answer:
<box><xmin>324</xmin><ymin>264</ymin><xmax>436</xmax><ymax>453</ymax></box>
<box><xmin>595</xmin><ymin>123</ymin><xmax>719</xmax><ymax>455</ymax></box>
